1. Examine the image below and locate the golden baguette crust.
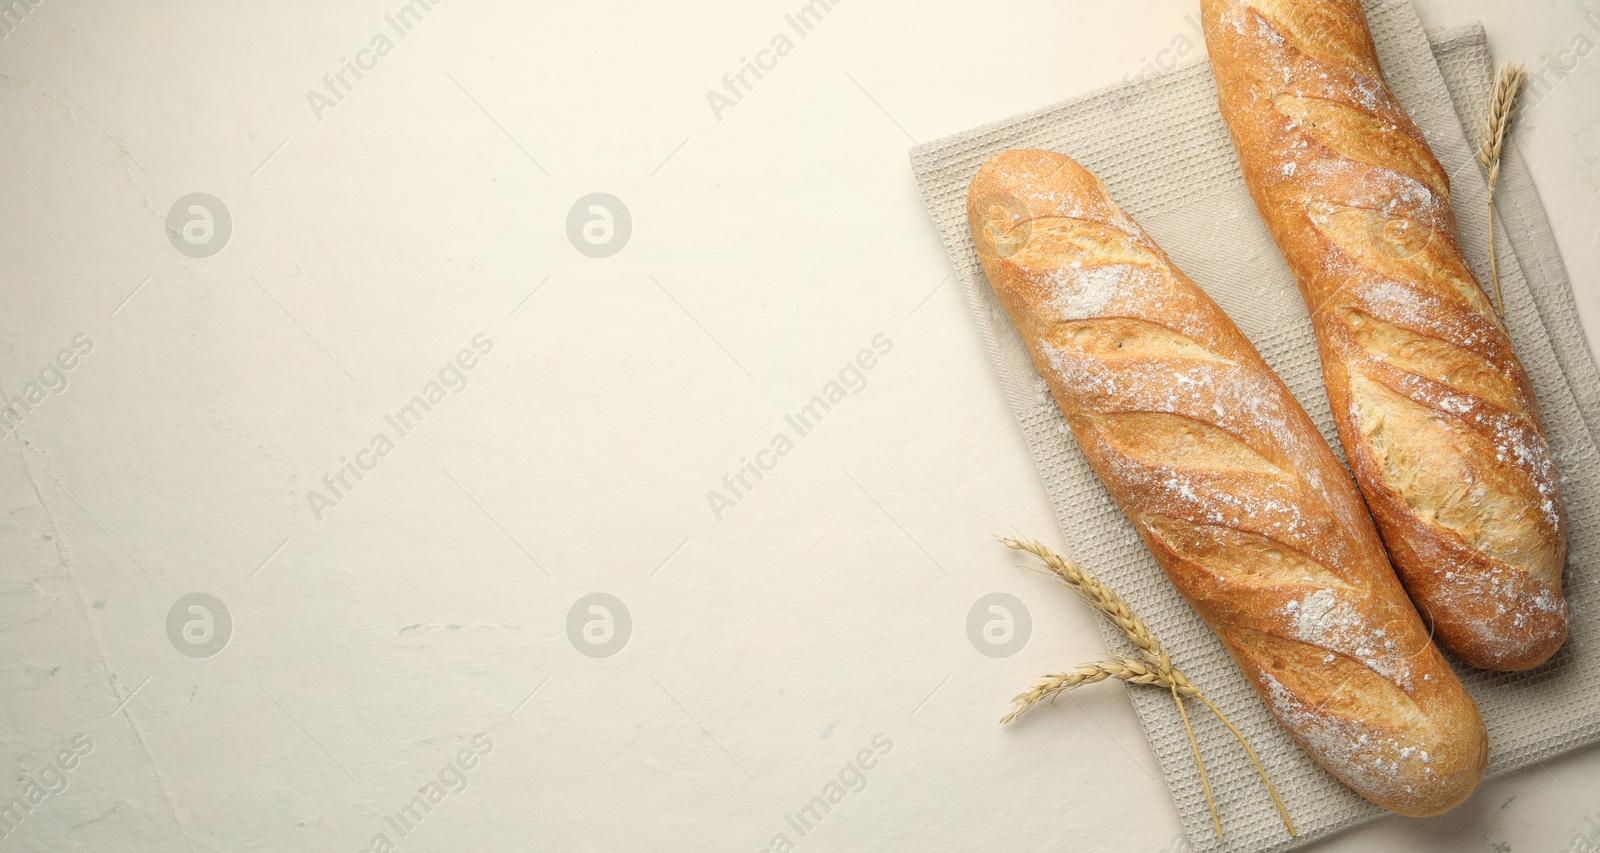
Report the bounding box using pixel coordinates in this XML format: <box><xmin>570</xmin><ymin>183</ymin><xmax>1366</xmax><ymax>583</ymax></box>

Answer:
<box><xmin>968</xmin><ymin>149</ymin><xmax>1486</xmax><ymax>816</ymax></box>
<box><xmin>1202</xmin><ymin>0</ymin><xmax>1568</xmax><ymax>671</ymax></box>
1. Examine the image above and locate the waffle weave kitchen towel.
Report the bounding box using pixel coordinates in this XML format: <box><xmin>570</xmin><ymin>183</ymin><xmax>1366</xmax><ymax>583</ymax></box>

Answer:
<box><xmin>910</xmin><ymin>5</ymin><xmax>1600</xmax><ymax>851</ymax></box>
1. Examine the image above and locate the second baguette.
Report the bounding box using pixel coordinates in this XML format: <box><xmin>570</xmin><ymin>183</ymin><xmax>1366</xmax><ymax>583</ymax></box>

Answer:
<box><xmin>1201</xmin><ymin>0</ymin><xmax>1568</xmax><ymax>671</ymax></box>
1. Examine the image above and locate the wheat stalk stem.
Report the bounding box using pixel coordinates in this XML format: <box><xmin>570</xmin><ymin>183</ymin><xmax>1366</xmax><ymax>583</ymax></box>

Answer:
<box><xmin>1174</xmin><ymin>683</ymin><xmax>1223</xmax><ymax>840</ymax></box>
<box><xmin>1478</xmin><ymin>63</ymin><xmax>1526</xmax><ymax>318</ymax></box>
<box><xmin>1195</xmin><ymin>693</ymin><xmax>1296</xmax><ymax>836</ymax></box>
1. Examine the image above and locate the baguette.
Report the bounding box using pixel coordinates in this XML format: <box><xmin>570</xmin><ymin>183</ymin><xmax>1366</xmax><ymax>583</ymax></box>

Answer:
<box><xmin>967</xmin><ymin>149</ymin><xmax>1485</xmax><ymax>816</ymax></box>
<box><xmin>1202</xmin><ymin>0</ymin><xmax>1568</xmax><ymax>671</ymax></box>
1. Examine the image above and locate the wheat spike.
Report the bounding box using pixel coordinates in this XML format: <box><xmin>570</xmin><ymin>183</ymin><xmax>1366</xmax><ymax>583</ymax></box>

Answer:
<box><xmin>1478</xmin><ymin>63</ymin><xmax>1526</xmax><ymax>317</ymax></box>
<box><xmin>1003</xmin><ymin>655</ymin><xmax>1198</xmax><ymax>723</ymax></box>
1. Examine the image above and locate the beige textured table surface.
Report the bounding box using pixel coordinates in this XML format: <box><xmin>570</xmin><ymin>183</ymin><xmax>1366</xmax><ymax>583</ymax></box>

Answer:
<box><xmin>0</xmin><ymin>2</ymin><xmax>1595</xmax><ymax>852</ymax></box>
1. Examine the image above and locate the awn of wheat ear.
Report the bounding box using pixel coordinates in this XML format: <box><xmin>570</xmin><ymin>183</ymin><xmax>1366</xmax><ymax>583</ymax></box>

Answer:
<box><xmin>1478</xmin><ymin>63</ymin><xmax>1526</xmax><ymax>317</ymax></box>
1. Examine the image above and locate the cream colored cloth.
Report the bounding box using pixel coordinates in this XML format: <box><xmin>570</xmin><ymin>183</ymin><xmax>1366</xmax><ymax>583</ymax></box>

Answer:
<box><xmin>909</xmin><ymin>4</ymin><xmax>1600</xmax><ymax>851</ymax></box>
